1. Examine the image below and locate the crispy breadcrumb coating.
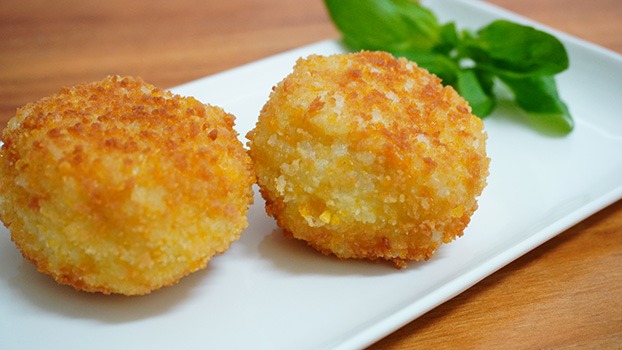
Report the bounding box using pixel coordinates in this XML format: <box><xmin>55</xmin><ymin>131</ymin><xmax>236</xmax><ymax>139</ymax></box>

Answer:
<box><xmin>247</xmin><ymin>51</ymin><xmax>489</xmax><ymax>268</ymax></box>
<box><xmin>0</xmin><ymin>75</ymin><xmax>254</xmax><ymax>295</ymax></box>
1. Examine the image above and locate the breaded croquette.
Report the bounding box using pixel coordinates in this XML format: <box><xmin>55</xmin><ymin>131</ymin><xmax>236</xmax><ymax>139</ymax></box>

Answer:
<box><xmin>247</xmin><ymin>51</ymin><xmax>489</xmax><ymax>268</ymax></box>
<box><xmin>0</xmin><ymin>75</ymin><xmax>254</xmax><ymax>295</ymax></box>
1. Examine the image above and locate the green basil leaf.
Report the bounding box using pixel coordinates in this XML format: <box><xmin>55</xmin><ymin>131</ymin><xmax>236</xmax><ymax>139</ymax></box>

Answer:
<box><xmin>456</xmin><ymin>69</ymin><xmax>496</xmax><ymax>118</ymax></box>
<box><xmin>396</xmin><ymin>50</ymin><xmax>459</xmax><ymax>85</ymax></box>
<box><xmin>500</xmin><ymin>75</ymin><xmax>573</xmax><ymax>135</ymax></box>
<box><xmin>466</xmin><ymin>20</ymin><xmax>569</xmax><ymax>77</ymax></box>
<box><xmin>435</xmin><ymin>22</ymin><xmax>460</xmax><ymax>56</ymax></box>
<box><xmin>323</xmin><ymin>0</ymin><xmax>441</xmax><ymax>52</ymax></box>
<box><xmin>323</xmin><ymin>1</ymin><xmax>574</xmax><ymax>136</ymax></box>
<box><xmin>474</xmin><ymin>68</ymin><xmax>495</xmax><ymax>97</ymax></box>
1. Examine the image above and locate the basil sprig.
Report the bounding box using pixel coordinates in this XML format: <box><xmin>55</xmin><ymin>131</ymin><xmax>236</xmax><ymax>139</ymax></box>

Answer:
<box><xmin>324</xmin><ymin>0</ymin><xmax>573</xmax><ymax>135</ymax></box>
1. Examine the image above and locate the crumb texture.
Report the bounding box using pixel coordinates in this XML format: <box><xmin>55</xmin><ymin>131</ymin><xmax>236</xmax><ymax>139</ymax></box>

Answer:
<box><xmin>247</xmin><ymin>51</ymin><xmax>489</xmax><ymax>267</ymax></box>
<box><xmin>0</xmin><ymin>75</ymin><xmax>254</xmax><ymax>295</ymax></box>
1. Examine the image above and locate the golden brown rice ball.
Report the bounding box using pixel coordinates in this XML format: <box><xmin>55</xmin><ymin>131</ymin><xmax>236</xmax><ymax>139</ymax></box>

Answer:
<box><xmin>247</xmin><ymin>51</ymin><xmax>489</xmax><ymax>268</ymax></box>
<box><xmin>0</xmin><ymin>75</ymin><xmax>254</xmax><ymax>295</ymax></box>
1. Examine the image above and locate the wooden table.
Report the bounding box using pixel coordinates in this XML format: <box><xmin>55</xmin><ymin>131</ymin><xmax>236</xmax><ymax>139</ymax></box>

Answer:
<box><xmin>1</xmin><ymin>0</ymin><xmax>620</xmax><ymax>348</ymax></box>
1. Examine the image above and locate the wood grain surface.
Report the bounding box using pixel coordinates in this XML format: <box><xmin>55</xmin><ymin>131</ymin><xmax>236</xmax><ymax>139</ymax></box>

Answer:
<box><xmin>1</xmin><ymin>0</ymin><xmax>620</xmax><ymax>348</ymax></box>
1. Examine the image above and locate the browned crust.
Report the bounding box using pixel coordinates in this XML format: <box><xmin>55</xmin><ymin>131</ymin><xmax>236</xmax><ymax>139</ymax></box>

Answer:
<box><xmin>0</xmin><ymin>75</ymin><xmax>254</xmax><ymax>295</ymax></box>
<box><xmin>248</xmin><ymin>51</ymin><xmax>489</xmax><ymax>268</ymax></box>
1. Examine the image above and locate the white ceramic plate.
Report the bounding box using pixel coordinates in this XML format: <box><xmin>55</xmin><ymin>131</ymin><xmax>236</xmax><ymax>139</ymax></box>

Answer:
<box><xmin>1</xmin><ymin>0</ymin><xmax>621</xmax><ymax>349</ymax></box>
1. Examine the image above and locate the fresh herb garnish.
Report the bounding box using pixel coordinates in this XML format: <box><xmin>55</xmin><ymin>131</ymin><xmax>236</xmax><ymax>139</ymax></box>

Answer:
<box><xmin>324</xmin><ymin>0</ymin><xmax>573</xmax><ymax>135</ymax></box>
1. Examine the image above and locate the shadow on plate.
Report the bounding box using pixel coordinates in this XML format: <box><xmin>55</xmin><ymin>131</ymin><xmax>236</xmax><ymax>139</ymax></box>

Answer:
<box><xmin>489</xmin><ymin>97</ymin><xmax>570</xmax><ymax>138</ymax></box>
<box><xmin>248</xmin><ymin>187</ymin><xmax>424</xmax><ymax>276</ymax></box>
<box><xmin>257</xmin><ymin>228</ymin><xmax>423</xmax><ymax>277</ymax></box>
<box><xmin>1</xmin><ymin>238</ymin><xmax>212</xmax><ymax>323</ymax></box>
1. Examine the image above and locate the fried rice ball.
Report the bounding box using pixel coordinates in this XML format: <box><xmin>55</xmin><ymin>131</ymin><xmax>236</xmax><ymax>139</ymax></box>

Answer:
<box><xmin>247</xmin><ymin>51</ymin><xmax>489</xmax><ymax>268</ymax></box>
<box><xmin>0</xmin><ymin>75</ymin><xmax>254</xmax><ymax>295</ymax></box>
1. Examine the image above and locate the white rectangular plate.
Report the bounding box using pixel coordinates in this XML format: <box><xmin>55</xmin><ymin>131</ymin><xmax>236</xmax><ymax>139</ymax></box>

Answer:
<box><xmin>1</xmin><ymin>0</ymin><xmax>621</xmax><ymax>349</ymax></box>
